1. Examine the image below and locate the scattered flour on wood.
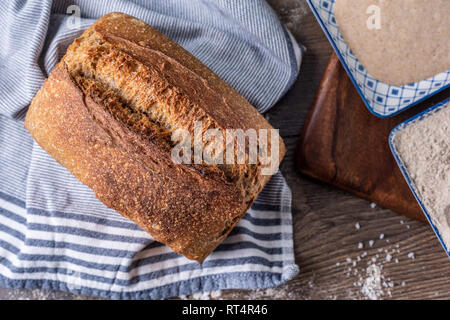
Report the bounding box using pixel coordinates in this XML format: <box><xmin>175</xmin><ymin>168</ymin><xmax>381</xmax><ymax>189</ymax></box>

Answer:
<box><xmin>183</xmin><ymin>286</ymin><xmax>304</xmax><ymax>300</ymax></box>
<box><xmin>276</xmin><ymin>3</ymin><xmax>310</xmax><ymax>30</ymax></box>
<box><xmin>361</xmin><ymin>264</ymin><xmax>383</xmax><ymax>300</ymax></box>
<box><xmin>182</xmin><ymin>290</ymin><xmax>223</xmax><ymax>300</ymax></box>
<box><xmin>2</xmin><ymin>289</ymin><xmax>98</xmax><ymax>300</ymax></box>
<box><xmin>234</xmin><ymin>285</ymin><xmax>301</xmax><ymax>300</ymax></box>
<box><xmin>336</xmin><ymin>232</ymin><xmax>417</xmax><ymax>299</ymax></box>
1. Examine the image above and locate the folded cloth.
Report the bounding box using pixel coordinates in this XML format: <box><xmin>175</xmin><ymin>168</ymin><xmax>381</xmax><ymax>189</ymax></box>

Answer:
<box><xmin>0</xmin><ymin>0</ymin><xmax>302</xmax><ymax>299</ymax></box>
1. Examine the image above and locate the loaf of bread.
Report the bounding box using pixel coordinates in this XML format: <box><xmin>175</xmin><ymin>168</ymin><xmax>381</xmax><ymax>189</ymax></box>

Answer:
<box><xmin>25</xmin><ymin>12</ymin><xmax>285</xmax><ymax>262</ymax></box>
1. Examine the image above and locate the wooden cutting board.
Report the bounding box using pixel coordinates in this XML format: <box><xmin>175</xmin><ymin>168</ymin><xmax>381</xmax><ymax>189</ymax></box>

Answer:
<box><xmin>296</xmin><ymin>53</ymin><xmax>450</xmax><ymax>222</ymax></box>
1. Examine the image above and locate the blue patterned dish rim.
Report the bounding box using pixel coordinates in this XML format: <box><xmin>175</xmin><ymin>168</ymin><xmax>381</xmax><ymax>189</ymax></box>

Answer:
<box><xmin>306</xmin><ymin>0</ymin><xmax>450</xmax><ymax>118</ymax></box>
<box><xmin>389</xmin><ymin>97</ymin><xmax>450</xmax><ymax>258</ymax></box>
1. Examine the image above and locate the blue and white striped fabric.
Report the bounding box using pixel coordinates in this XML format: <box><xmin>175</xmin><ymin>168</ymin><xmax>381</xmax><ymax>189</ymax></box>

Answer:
<box><xmin>0</xmin><ymin>0</ymin><xmax>302</xmax><ymax>299</ymax></box>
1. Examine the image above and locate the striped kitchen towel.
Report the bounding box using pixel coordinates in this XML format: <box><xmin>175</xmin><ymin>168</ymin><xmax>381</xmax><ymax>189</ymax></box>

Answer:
<box><xmin>0</xmin><ymin>0</ymin><xmax>302</xmax><ymax>299</ymax></box>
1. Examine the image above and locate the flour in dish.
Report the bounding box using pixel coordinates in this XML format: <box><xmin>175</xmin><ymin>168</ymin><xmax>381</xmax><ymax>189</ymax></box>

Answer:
<box><xmin>334</xmin><ymin>0</ymin><xmax>450</xmax><ymax>86</ymax></box>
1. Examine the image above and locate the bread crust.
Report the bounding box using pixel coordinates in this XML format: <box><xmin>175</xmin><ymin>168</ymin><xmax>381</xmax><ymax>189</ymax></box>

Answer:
<box><xmin>25</xmin><ymin>12</ymin><xmax>285</xmax><ymax>262</ymax></box>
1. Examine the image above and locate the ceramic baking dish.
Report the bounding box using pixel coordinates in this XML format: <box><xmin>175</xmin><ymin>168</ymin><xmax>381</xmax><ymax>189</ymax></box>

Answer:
<box><xmin>389</xmin><ymin>98</ymin><xmax>450</xmax><ymax>257</ymax></box>
<box><xmin>306</xmin><ymin>0</ymin><xmax>450</xmax><ymax>118</ymax></box>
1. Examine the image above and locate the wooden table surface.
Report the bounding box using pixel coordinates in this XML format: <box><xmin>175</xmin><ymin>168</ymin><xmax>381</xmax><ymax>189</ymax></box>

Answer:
<box><xmin>1</xmin><ymin>0</ymin><xmax>449</xmax><ymax>300</ymax></box>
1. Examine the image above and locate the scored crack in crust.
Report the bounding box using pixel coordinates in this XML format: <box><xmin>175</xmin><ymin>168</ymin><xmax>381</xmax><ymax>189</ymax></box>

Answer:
<box><xmin>25</xmin><ymin>12</ymin><xmax>286</xmax><ymax>262</ymax></box>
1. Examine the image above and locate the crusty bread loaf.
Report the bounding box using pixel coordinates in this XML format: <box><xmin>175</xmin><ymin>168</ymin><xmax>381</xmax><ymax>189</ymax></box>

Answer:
<box><xmin>25</xmin><ymin>12</ymin><xmax>285</xmax><ymax>262</ymax></box>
